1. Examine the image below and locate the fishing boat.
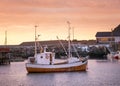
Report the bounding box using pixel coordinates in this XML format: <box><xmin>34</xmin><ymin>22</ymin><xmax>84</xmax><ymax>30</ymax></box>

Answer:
<box><xmin>26</xmin><ymin>23</ymin><xmax>88</xmax><ymax>73</ymax></box>
<box><xmin>26</xmin><ymin>47</ymin><xmax>88</xmax><ymax>73</ymax></box>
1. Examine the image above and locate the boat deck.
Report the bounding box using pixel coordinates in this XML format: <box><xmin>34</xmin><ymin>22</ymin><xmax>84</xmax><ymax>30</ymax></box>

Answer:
<box><xmin>54</xmin><ymin>59</ymin><xmax>68</xmax><ymax>65</ymax></box>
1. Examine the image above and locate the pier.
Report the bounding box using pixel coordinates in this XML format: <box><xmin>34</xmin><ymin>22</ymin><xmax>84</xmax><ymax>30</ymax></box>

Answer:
<box><xmin>0</xmin><ymin>48</ymin><xmax>10</xmax><ymax>65</ymax></box>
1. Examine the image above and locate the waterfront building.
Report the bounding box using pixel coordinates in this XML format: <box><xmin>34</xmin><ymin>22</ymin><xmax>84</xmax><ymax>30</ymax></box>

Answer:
<box><xmin>96</xmin><ymin>24</ymin><xmax>120</xmax><ymax>44</ymax></box>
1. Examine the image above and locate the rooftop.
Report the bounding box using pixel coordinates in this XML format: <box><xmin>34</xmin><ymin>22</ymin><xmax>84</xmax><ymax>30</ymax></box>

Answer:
<box><xmin>96</xmin><ymin>24</ymin><xmax>120</xmax><ymax>37</ymax></box>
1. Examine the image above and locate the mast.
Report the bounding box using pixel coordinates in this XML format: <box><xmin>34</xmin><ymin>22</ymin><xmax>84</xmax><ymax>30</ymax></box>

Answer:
<box><xmin>4</xmin><ymin>30</ymin><xmax>7</xmax><ymax>47</ymax></box>
<box><xmin>34</xmin><ymin>25</ymin><xmax>38</xmax><ymax>56</ymax></box>
<box><xmin>67</xmin><ymin>21</ymin><xmax>71</xmax><ymax>58</ymax></box>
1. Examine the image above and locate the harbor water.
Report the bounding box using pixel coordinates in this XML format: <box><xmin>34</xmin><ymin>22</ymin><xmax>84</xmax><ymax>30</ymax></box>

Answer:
<box><xmin>0</xmin><ymin>60</ymin><xmax>120</xmax><ymax>86</ymax></box>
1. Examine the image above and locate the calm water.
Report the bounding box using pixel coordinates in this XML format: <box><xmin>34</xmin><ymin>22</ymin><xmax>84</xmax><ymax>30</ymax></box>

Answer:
<box><xmin>0</xmin><ymin>60</ymin><xmax>120</xmax><ymax>86</ymax></box>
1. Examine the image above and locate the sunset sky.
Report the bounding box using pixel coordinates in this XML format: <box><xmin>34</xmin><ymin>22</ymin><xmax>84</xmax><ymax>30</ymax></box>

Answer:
<box><xmin>0</xmin><ymin>0</ymin><xmax>120</xmax><ymax>45</ymax></box>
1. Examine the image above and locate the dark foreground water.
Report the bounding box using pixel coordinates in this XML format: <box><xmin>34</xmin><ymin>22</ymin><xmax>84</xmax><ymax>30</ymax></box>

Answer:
<box><xmin>0</xmin><ymin>60</ymin><xmax>120</xmax><ymax>86</ymax></box>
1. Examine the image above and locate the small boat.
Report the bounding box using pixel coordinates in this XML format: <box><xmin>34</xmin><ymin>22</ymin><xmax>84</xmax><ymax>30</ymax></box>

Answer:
<box><xmin>107</xmin><ymin>51</ymin><xmax>120</xmax><ymax>61</ymax></box>
<box><xmin>26</xmin><ymin>24</ymin><xmax>88</xmax><ymax>73</ymax></box>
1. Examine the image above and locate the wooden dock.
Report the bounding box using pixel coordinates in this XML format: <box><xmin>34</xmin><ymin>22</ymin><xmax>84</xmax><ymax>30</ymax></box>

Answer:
<box><xmin>0</xmin><ymin>48</ymin><xmax>10</xmax><ymax>65</ymax></box>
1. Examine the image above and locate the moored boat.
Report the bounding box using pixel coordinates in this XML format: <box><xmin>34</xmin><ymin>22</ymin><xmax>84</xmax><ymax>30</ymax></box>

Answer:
<box><xmin>107</xmin><ymin>51</ymin><xmax>120</xmax><ymax>61</ymax></box>
<box><xmin>26</xmin><ymin>47</ymin><xmax>88</xmax><ymax>73</ymax></box>
<box><xmin>26</xmin><ymin>23</ymin><xmax>88</xmax><ymax>73</ymax></box>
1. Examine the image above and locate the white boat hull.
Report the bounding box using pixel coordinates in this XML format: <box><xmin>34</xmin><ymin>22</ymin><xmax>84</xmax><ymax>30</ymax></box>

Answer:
<box><xmin>26</xmin><ymin>61</ymin><xmax>88</xmax><ymax>73</ymax></box>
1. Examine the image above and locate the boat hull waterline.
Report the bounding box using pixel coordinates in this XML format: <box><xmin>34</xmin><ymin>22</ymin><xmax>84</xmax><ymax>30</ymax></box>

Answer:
<box><xmin>26</xmin><ymin>61</ymin><xmax>88</xmax><ymax>73</ymax></box>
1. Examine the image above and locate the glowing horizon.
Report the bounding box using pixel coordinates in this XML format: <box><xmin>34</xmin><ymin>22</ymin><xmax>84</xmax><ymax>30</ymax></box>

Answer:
<box><xmin>0</xmin><ymin>0</ymin><xmax>120</xmax><ymax>45</ymax></box>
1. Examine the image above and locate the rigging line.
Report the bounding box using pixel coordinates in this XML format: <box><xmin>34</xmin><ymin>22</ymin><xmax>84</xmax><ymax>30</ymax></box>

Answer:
<box><xmin>56</xmin><ymin>36</ymin><xmax>68</xmax><ymax>57</ymax></box>
<box><xmin>71</xmin><ymin>41</ymin><xmax>80</xmax><ymax>58</ymax></box>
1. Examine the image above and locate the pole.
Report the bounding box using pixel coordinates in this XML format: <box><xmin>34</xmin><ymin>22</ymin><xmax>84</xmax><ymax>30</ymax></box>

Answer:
<box><xmin>67</xmin><ymin>21</ymin><xmax>71</xmax><ymax>58</ymax></box>
<box><xmin>34</xmin><ymin>25</ymin><xmax>38</xmax><ymax>56</ymax></box>
<box><xmin>4</xmin><ymin>30</ymin><xmax>7</xmax><ymax>47</ymax></box>
<box><xmin>72</xmin><ymin>27</ymin><xmax>74</xmax><ymax>41</ymax></box>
